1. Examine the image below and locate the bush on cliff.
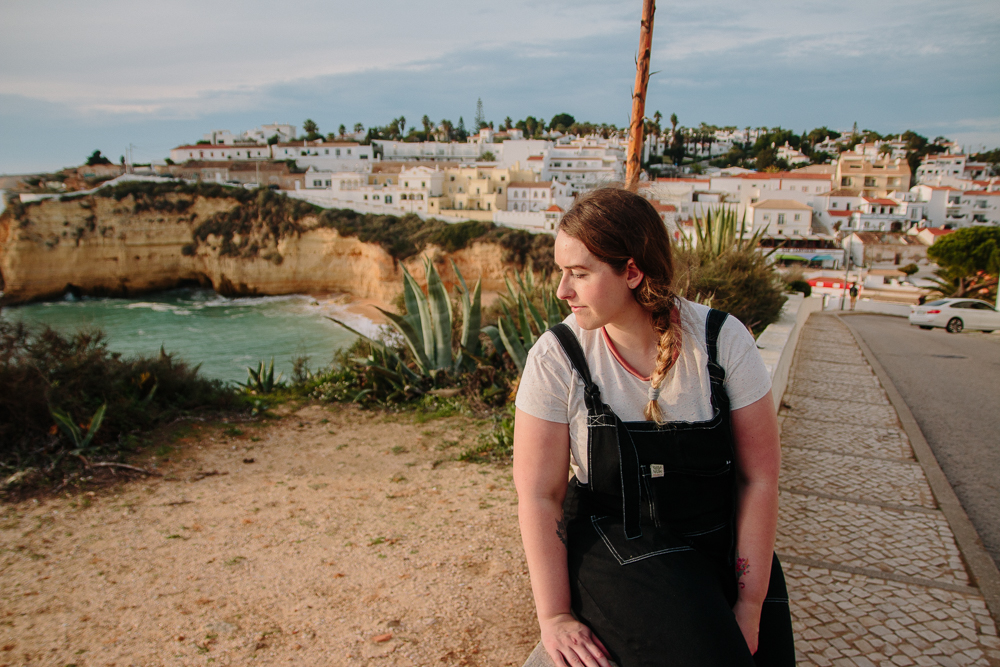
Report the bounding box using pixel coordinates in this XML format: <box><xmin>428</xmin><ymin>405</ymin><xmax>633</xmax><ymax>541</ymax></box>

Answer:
<box><xmin>0</xmin><ymin>321</ymin><xmax>237</xmax><ymax>486</ymax></box>
<box><xmin>315</xmin><ymin>208</ymin><xmax>556</xmax><ymax>272</ymax></box>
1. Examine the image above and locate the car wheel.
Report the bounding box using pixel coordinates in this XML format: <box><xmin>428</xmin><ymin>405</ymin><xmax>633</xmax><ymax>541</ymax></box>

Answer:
<box><xmin>918</xmin><ymin>326</ymin><xmax>933</xmax><ymax>330</ymax></box>
<box><xmin>946</xmin><ymin>318</ymin><xmax>964</xmax><ymax>334</ymax></box>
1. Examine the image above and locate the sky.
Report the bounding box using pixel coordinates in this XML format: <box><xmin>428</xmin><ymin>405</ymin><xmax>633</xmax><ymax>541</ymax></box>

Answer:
<box><xmin>2</xmin><ymin>0</ymin><xmax>999</xmax><ymax>174</ymax></box>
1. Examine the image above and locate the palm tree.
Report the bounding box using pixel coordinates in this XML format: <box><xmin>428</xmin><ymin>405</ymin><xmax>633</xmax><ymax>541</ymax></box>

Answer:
<box><xmin>504</xmin><ymin>116</ymin><xmax>513</xmax><ymax>130</ymax></box>
<box><xmin>353</xmin><ymin>123</ymin><xmax>364</xmax><ymax>134</ymax></box>
<box><xmin>422</xmin><ymin>115</ymin><xmax>432</xmax><ymax>138</ymax></box>
<box><xmin>338</xmin><ymin>124</ymin><xmax>346</xmax><ymax>137</ymax></box>
<box><xmin>398</xmin><ymin>116</ymin><xmax>406</xmax><ymax>137</ymax></box>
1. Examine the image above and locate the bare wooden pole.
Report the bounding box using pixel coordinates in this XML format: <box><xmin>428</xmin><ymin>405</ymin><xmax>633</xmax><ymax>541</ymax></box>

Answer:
<box><xmin>625</xmin><ymin>0</ymin><xmax>656</xmax><ymax>191</ymax></box>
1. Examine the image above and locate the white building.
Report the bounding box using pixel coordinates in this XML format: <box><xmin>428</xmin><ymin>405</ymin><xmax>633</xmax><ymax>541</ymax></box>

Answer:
<box><xmin>541</xmin><ymin>137</ymin><xmax>625</xmax><ymax>193</ymax></box>
<box><xmin>170</xmin><ymin>144</ymin><xmax>271</xmax><ymax>162</ymax></box>
<box><xmin>296</xmin><ymin>164</ymin><xmax>445</xmax><ymax>216</ymax></box>
<box><xmin>776</xmin><ymin>142</ymin><xmax>810</xmax><ymax>166</ymax></box>
<box><xmin>746</xmin><ymin>199</ymin><xmax>813</xmax><ymax>236</ymax></box>
<box><xmin>373</xmin><ymin>140</ymin><xmax>484</xmax><ymax>162</ymax></box>
<box><xmin>506</xmin><ymin>181</ymin><xmax>571</xmax><ymax>212</ymax></box>
<box><xmin>953</xmin><ymin>190</ymin><xmax>1000</xmax><ymax>226</ymax></box>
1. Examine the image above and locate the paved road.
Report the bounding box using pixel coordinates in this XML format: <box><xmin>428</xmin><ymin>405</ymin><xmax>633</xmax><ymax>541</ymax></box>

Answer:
<box><xmin>845</xmin><ymin>314</ymin><xmax>1000</xmax><ymax>569</ymax></box>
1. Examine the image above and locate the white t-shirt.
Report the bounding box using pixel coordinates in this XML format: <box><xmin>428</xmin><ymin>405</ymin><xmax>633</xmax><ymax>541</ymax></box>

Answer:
<box><xmin>514</xmin><ymin>299</ymin><xmax>771</xmax><ymax>484</ymax></box>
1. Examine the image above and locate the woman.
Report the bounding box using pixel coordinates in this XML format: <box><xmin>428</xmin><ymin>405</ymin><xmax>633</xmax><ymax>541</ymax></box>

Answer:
<box><xmin>513</xmin><ymin>188</ymin><xmax>794</xmax><ymax>666</ymax></box>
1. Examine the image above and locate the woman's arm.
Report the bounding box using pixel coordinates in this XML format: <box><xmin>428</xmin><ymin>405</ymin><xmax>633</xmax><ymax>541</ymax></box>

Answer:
<box><xmin>729</xmin><ymin>390</ymin><xmax>782</xmax><ymax>655</ymax></box>
<box><xmin>513</xmin><ymin>408</ymin><xmax>611</xmax><ymax>667</ymax></box>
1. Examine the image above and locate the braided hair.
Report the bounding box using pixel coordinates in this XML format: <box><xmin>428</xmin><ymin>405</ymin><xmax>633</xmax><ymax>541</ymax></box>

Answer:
<box><xmin>558</xmin><ymin>187</ymin><xmax>681</xmax><ymax>424</ymax></box>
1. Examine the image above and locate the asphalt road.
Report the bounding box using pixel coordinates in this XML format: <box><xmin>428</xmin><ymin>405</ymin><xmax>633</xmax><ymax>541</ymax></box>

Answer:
<box><xmin>845</xmin><ymin>314</ymin><xmax>1000</xmax><ymax>569</ymax></box>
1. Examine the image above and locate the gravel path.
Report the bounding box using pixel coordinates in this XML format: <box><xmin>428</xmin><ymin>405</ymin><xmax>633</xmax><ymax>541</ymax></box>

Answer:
<box><xmin>0</xmin><ymin>404</ymin><xmax>537</xmax><ymax>666</ymax></box>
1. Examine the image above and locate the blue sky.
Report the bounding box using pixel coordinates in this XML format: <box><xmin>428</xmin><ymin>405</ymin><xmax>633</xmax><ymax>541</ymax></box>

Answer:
<box><xmin>2</xmin><ymin>0</ymin><xmax>998</xmax><ymax>174</ymax></box>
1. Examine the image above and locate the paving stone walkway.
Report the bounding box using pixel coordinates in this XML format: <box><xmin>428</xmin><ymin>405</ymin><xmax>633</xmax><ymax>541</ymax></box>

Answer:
<box><xmin>777</xmin><ymin>314</ymin><xmax>1000</xmax><ymax>666</ymax></box>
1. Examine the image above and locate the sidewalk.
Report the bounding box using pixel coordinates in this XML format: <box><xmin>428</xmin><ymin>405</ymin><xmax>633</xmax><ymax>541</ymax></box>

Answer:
<box><xmin>776</xmin><ymin>313</ymin><xmax>1000</xmax><ymax>666</ymax></box>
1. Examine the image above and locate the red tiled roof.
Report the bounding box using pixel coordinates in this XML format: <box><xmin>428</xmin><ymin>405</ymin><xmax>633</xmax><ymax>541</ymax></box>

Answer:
<box><xmin>734</xmin><ymin>172</ymin><xmax>832</xmax><ymax>180</ymax></box>
<box><xmin>172</xmin><ymin>144</ymin><xmax>267</xmax><ymax>151</ymax></box>
<box><xmin>509</xmin><ymin>181</ymin><xmax>552</xmax><ymax>188</ymax></box>
<box><xmin>919</xmin><ymin>227</ymin><xmax>953</xmax><ymax>236</ymax></box>
<box><xmin>527</xmin><ymin>156</ymin><xmax>544</xmax><ymax>161</ymax></box>
<box><xmin>964</xmin><ymin>190</ymin><xmax>1000</xmax><ymax>196</ymax></box>
<box><xmin>653</xmin><ymin>203</ymin><xmax>677</xmax><ymax>212</ymax></box>
<box><xmin>545</xmin><ymin>205</ymin><xmax>564</xmax><ymax>212</ymax></box>
<box><xmin>656</xmin><ymin>177</ymin><xmax>707</xmax><ymax>183</ymax></box>
<box><xmin>863</xmin><ymin>198</ymin><xmax>898</xmax><ymax>205</ymax></box>
<box><xmin>827</xmin><ymin>210</ymin><xmax>854</xmax><ymax>217</ymax></box>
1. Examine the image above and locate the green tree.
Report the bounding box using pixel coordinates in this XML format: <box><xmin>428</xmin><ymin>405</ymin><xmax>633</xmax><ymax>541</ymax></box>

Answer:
<box><xmin>353</xmin><ymin>123</ymin><xmax>364</xmax><ymax>134</ymax></box>
<box><xmin>86</xmin><ymin>150</ymin><xmax>112</xmax><ymax>166</ymax></box>
<box><xmin>480</xmin><ymin>151</ymin><xmax>496</xmax><ymax>162</ymax></box>
<box><xmin>422</xmin><ymin>115</ymin><xmax>432</xmax><ymax>138</ymax></box>
<box><xmin>456</xmin><ymin>116</ymin><xmax>467</xmax><ymax>141</ymax></box>
<box><xmin>267</xmin><ymin>135</ymin><xmax>279</xmax><ymax>145</ymax></box>
<box><xmin>926</xmin><ymin>227</ymin><xmax>1000</xmax><ymax>299</ymax></box>
<box><xmin>504</xmin><ymin>116</ymin><xmax>513</xmax><ymax>130</ymax></box>
<box><xmin>549</xmin><ymin>113</ymin><xmax>575</xmax><ymax>131</ymax></box>
<box><xmin>338</xmin><ymin>124</ymin><xmax>346</xmax><ymax>137</ymax></box>
<box><xmin>302</xmin><ymin>119</ymin><xmax>321</xmax><ymax>140</ymax></box>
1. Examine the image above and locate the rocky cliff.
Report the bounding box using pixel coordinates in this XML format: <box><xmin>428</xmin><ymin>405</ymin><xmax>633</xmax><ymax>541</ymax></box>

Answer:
<box><xmin>0</xmin><ymin>189</ymin><xmax>519</xmax><ymax>306</ymax></box>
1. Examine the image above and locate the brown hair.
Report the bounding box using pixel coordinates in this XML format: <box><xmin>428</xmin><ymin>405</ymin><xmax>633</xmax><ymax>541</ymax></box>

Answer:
<box><xmin>558</xmin><ymin>187</ymin><xmax>680</xmax><ymax>424</ymax></box>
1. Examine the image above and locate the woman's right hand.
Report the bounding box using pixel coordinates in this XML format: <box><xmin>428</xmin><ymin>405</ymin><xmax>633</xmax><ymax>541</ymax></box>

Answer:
<box><xmin>540</xmin><ymin>613</ymin><xmax>612</xmax><ymax>667</ymax></box>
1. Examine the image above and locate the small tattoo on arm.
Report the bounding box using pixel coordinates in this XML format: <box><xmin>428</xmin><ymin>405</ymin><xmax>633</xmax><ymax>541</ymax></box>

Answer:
<box><xmin>555</xmin><ymin>515</ymin><xmax>568</xmax><ymax>548</ymax></box>
<box><xmin>736</xmin><ymin>551</ymin><xmax>750</xmax><ymax>590</ymax></box>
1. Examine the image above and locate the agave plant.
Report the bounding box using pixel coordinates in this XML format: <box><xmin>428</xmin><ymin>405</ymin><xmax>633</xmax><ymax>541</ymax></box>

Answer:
<box><xmin>328</xmin><ymin>258</ymin><xmax>484</xmax><ymax>381</ymax></box>
<box><xmin>50</xmin><ymin>402</ymin><xmax>107</xmax><ymax>455</ymax></box>
<box><xmin>484</xmin><ymin>268</ymin><xmax>569</xmax><ymax>373</ymax></box>
<box><xmin>243</xmin><ymin>357</ymin><xmax>282</xmax><ymax>393</ymax></box>
<box><xmin>680</xmin><ymin>206</ymin><xmax>773</xmax><ymax>258</ymax></box>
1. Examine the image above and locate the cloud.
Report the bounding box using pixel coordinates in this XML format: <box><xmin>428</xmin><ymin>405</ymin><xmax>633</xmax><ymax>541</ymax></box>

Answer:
<box><xmin>1</xmin><ymin>0</ymin><xmax>998</xmax><ymax>173</ymax></box>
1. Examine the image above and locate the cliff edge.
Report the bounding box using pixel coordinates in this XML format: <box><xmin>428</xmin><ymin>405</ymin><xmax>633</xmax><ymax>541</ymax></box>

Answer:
<box><xmin>0</xmin><ymin>184</ymin><xmax>540</xmax><ymax>305</ymax></box>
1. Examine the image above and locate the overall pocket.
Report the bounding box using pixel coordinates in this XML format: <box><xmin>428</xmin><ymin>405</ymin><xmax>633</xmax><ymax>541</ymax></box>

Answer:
<box><xmin>590</xmin><ymin>515</ymin><xmax>694</xmax><ymax>566</ymax></box>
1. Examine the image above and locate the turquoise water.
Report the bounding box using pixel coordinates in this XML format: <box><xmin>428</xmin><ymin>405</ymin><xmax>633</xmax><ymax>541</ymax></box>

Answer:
<box><xmin>1</xmin><ymin>289</ymin><xmax>378</xmax><ymax>385</ymax></box>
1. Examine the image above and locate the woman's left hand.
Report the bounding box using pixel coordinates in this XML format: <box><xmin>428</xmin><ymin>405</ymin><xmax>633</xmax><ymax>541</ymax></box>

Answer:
<box><xmin>733</xmin><ymin>599</ymin><xmax>762</xmax><ymax>655</ymax></box>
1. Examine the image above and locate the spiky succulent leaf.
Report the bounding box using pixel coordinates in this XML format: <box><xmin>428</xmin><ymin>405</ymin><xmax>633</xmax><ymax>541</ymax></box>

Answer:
<box><xmin>425</xmin><ymin>260</ymin><xmax>453</xmax><ymax>369</ymax></box>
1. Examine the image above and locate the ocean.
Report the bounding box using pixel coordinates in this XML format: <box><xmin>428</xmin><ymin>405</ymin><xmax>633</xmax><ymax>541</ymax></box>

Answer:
<box><xmin>1</xmin><ymin>289</ymin><xmax>380</xmax><ymax>385</ymax></box>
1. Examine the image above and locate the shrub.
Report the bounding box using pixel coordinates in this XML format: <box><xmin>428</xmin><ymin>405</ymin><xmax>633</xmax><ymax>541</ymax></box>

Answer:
<box><xmin>0</xmin><ymin>321</ymin><xmax>237</xmax><ymax>480</ymax></box>
<box><xmin>788</xmin><ymin>280</ymin><xmax>812</xmax><ymax>297</ymax></box>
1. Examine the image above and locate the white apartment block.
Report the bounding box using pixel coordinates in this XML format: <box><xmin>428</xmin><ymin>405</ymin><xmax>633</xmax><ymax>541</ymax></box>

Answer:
<box><xmin>952</xmin><ymin>190</ymin><xmax>1000</xmax><ymax>226</ymax></box>
<box><xmin>916</xmin><ymin>152</ymin><xmax>990</xmax><ymax>185</ymax></box>
<box><xmin>170</xmin><ymin>144</ymin><xmax>272</xmax><ymax>162</ymax></box>
<box><xmin>201</xmin><ymin>123</ymin><xmax>297</xmax><ymax>146</ymax></box>
<box><xmin>506</xmin><ymin>181</ymin><xmax>572</xmax><ymax>212</ymax></box>
<box><xmin>271</xmin><ymin>141</ymin><xmax>373</xmax><ymax>163</ymax></box>
<box><xmin>296</xmin><ymin>165</ymin><xmax>445</xmax><ymax>216</ymax></box>
<box><xmin>541</xmin><ymin>138</ymin><xmax>625</xmax><ymax>193</ymax></box>
<box><xmin>373</xmin><ymin>140</ymin><xmax>484</xmax><ymax>162</ymax></box>
<box><xmin>746</xmin><ymin>200</ymin><xmax>813</xmax><ymax>236</ymax></box>
<box><xmin>776</xmin><ymin>142</ymin><xmax>810</xmax><ymax>166</ymax></box>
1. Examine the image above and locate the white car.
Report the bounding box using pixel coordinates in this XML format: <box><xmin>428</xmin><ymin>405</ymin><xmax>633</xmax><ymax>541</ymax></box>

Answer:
<box><xmin>909</xmin><ymin>298</ymin><xmax>1000</xmax><ymax>333</ymax></box>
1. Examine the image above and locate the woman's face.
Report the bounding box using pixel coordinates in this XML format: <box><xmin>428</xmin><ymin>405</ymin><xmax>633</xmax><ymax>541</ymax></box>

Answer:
<box><xmin>554</xmin><ymin>231</ymin><xmax>641</xmax><ymax>330</ymax></box>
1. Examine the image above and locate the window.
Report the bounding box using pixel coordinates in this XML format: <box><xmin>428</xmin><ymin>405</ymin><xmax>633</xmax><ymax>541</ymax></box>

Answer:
<box><xmin>325</xmin><ymin>149</ymin><xmax>329</xmax><ymax>155</ymax></box>
<box><xmin>497</xmin><ymin>187</ymin><xmax>502</xmax><ymax>195</ymax></box>
<box><xmin>789</xmin><ymin>186</ymin><xmax>796</xmax><ymax>191</ymax></box>
<box><xmin>841</xmin><ymin>177</ymin><xmax>852</xmax><ymax>186</ymax></box>
<box><xmin>313</xmin><ymin>180</ymin><xmax>322</xmax><ymax>187</ymax></box>
<box><xmin>385</xmin><ymin>195</ymin><xmax>392</xmax><ymax>204</ymax></box>
<box><xmin>794</xmin><ymin>214</ymin><xmax>801</xmax><ymax>221</ymax></box>
<box><xmin>864</xmin><ymin>177</ymin><xmax>877</xmax><ymax>187</ymax></box>
<box><xmin>346</xmin><ymin>149</ymin><xmax>351</xmax><ymax>155</ymax></box>
<box><xmin>777</xmin><ymin>214</ymin><xmax>785</xmax><ymax>225</ymax></box>
<box><xmin>325</xmin><ymin>180</ymin><xmax>331</xmax><ymax>186</ymax></box>
<box><xmin>832</xmin><ymin>202</ymin><xmax>838</xmax><ymax>209</ymax></box>
<box><xmin>450</xmin><ymin>176</ymin><xmax>456</xmax><ymax>181</ymax></box>
<box><xmin>421</xmin><ymin>182</ymin><xmax>425</xmax><ymax>187</ymax></box>
<box><xmin>763</xmin><ymin>214</ymin><xmax>770</xmax><ymax>221</ymax></box>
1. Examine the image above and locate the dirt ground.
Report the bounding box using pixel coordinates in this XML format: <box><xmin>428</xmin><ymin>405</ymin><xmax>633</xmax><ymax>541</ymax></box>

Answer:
<box><xmin>0</xmin><ymin>403</ymin><xmax>539</xmax><ymax>666</ymax></box>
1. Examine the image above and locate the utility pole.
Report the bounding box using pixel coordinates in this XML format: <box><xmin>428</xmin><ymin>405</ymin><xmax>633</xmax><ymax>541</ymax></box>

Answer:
<box><xmin>625</xmin><ymin>0</ymin><xmax>655</xmax><ymax>192</ymax></box>
<box><xmin>841</xmin><ymin>234</ymin><xmax>852</xmax><ymax>310</ymax></box>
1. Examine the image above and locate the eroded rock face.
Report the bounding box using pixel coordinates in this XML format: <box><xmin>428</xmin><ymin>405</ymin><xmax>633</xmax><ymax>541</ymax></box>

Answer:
<box><xmin>0</xmin><ymin>194</ymin><xmax>511</xmax><ymax>305</ymax></box>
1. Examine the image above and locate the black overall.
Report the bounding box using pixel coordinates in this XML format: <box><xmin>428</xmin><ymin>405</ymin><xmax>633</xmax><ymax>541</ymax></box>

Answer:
<box><xmin>549</xmin><ymin>309</ymin><xmax>795</xmax><ymax>666</ymax></box>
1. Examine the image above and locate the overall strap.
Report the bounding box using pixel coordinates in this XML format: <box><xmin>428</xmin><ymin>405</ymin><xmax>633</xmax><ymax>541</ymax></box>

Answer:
<box><xmin>705</xmin><ymin>308</ymin><xmax>729</xmax><ymax>367</ymax></box>
<box><xmin>549</xmin><ymin>323</ymin><xmax>643</xmax><ymax>539</ymax></box>
<box><xmin>549</xmin><ymin>323</ymin><xmax>603</xmax><ymax>413</ymax></box>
